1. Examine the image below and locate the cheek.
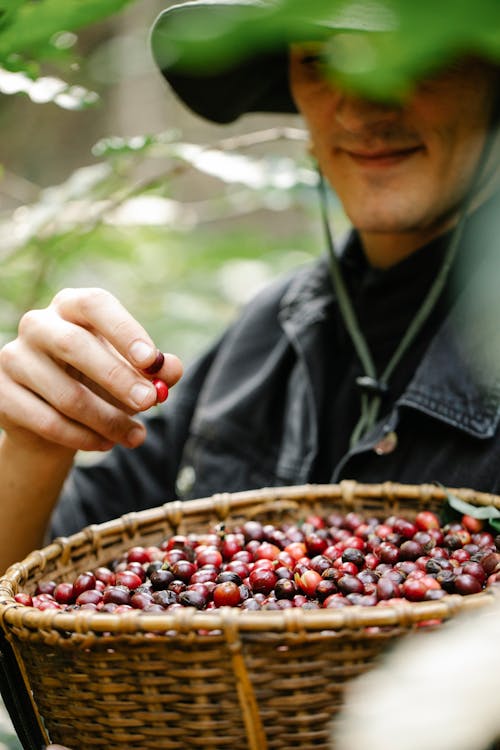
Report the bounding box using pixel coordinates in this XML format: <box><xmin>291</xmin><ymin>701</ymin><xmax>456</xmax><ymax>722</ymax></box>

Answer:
<box><xmin>289</xmin><ymin>60</ymin><xmax>339</xmax><ymax>136</ymax></box>
<box><xmin>414</xmin><ymin>82</ymin><xmax>494</xmax><ymax>162</ymax></box>
<box><xmin>423</xmin><ymin>118</ymin><xmax>489</xmax><ymax>191</ymax></box>
<box><xmin>295</xmin><ymin>97</ymin><xmax>338</xmax><ymax>158</ymax></box>
<box><xmin>292</xmin><ymin>83</ymin><xmax>336</xmax><ymax>125</ymax></box>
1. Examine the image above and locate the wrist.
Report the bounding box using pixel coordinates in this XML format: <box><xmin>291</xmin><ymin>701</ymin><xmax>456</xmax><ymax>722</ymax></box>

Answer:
<box><xmin>0</xmin><ymin>428</ymin><xmax>76</xmax><ymax>462</ymax></box>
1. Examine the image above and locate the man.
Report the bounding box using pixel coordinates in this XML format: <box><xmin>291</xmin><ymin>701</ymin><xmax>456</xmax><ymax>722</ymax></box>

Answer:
<box><xmin>0</xmin><ymin>0</ymin><xmax>498</xmax><ymax>576</ymax></box>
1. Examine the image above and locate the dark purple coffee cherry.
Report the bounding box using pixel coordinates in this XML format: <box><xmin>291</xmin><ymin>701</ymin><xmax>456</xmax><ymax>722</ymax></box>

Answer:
<box><xmin>274</xmin><ymin>578</ymin><xmax>297</xmax><ymax>600</ymax></box>
<box><xmin>179</xmin><ymin>589</ymin><xmax>208</xmax><ymax>609</ymax></box>
<box><xmin>342</xmin><ymin>548</ymin><xmax>365</xmax><ymax>569</ymax></box>
<box><xmin>150</xmin><ymin>569</ymin><xmax>175</xmax><ymax>590</ymax></box>
<box><xmin>152</xmin><ymin>590</ymin><xmax>178</xmax><ymax>607</ymax></box>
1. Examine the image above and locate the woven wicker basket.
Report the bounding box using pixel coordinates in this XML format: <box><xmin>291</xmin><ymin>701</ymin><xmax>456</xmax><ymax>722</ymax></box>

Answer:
<box><xmin>0</xmin><ymin>481</ymin><xmax>498</xmax><ymax>750</ymax></box>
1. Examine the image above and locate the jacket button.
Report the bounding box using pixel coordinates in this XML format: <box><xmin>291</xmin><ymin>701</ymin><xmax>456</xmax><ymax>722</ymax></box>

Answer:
<box><xmin>373</xmin><ymin>431</ymin><xmax>398</xmax><ymax>456</ymax></box>
<box><xmin>176</xmin><ymin>465</ymin><xmax>196</xmax><ymax>497</ymax></box>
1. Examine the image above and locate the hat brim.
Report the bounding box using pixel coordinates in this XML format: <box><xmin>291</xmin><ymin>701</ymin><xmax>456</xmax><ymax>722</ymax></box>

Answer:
<box><xmin>151</xmin><ymin>0</ymin><xmax>394</xmax><ymax>123</ymax></box>
<box><xmin>151</xmin><ymin>1</ymin><xmax>296</xmax><ymax>123</ymax></box>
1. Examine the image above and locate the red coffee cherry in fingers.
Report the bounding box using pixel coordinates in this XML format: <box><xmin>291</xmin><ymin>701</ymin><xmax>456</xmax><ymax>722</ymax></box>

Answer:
<box><xmin>143</xmin><ymin>350</ymin><xmax>165</xmax><ymax>375</ymax></box>
<box><xmin>152</xmin><ymin>378</ymin><xmax>169</xmax><ymax>403</ymax></box>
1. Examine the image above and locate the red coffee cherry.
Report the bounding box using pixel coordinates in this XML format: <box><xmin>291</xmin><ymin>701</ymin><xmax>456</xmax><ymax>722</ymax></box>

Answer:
<box><xmin>73</xmin><ymin>572</ymin><xmax>97</xmax><ymax>598</ymax></box>
<box><xmin>53</xmin><ymin>582</ymin><xmax>75</xmax><ymax>605</ymax></box>
<box><xmin>14</xmin><ymin>593</ymin><xmax>33</xmax><ymax>606</ymax></box>
<box><xmin>249</xmin><ymin>568</ymin><xmax>278</xmax><ymax>596</ymax></box>
<box><xmin>152</xmin><ymin>378</ymin><xmax>169</xmax><ymax>403</ymax></box>
<box><xmin>76</xmin><ymin>589</ymin><xmax>103</xmax><ymax>606</ymax></box>
<box><xmin>415</xmin><ymin>511</ymin><xmax>440</xmax><ymax>531</ymax></box>
<box><xmin>213</xmin><ymin>581</ymin><xmax>242</xmax><ymax>607</ymax></box>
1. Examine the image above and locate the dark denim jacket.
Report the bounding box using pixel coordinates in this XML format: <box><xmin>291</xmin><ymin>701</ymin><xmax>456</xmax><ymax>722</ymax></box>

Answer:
<box><xmin>51</xmin><ymin>213</ymin><xmax>500</xmax><ymax>538</ymax></box>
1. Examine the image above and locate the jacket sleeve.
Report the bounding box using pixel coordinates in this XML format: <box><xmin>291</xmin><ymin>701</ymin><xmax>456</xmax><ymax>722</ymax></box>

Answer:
<box><xmin>48</xmin><ymin>341</ymin><xmax>220</xmax><ymax>538</ymax></box>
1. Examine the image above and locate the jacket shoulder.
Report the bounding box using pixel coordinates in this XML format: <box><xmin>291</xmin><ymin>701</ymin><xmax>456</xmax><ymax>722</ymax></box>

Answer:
<box><xmin>230</xmin><ymin>256</ymin><xmax>330</xmax><ymax>334</ymax></box>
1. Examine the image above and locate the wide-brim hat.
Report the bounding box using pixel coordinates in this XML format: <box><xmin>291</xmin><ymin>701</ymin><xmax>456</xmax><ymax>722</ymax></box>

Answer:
<box><xmin>150</xmin><ymin>0</ymin><xmax>395</xmax><ymax>123</ymax></box>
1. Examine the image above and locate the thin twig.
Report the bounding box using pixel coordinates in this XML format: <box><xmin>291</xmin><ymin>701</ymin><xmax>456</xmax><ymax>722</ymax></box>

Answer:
<box><xmin>0</xmin><ymin>126</ymin><xmax>310</xmax><ymax>262</ymax></box>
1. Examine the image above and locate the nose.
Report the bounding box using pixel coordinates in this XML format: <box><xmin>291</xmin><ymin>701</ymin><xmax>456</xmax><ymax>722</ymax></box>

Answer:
<box><xmin>335</xmin><ymin>93</ymin><xmax>401</xmax><ymax>134</ymax></box>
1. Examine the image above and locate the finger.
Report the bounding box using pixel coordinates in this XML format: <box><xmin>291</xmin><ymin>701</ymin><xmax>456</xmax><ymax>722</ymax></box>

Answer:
<box><xmin>0</xmin><ymin>376</ymin><xmax>117</xmax><ymax>452</ymax></box>
<box><xmin>2</xmin><ymin>342</ymin><xmax>146</xmax><ymax>448</ymax></box>
<box><xmin>149</xmin><ymin>352</ymin><xmax>183</xmax><ymax>386</ymax></box>
<box><xmin>20</xmin><ymin>309</ymin><xmax>157</xmax><ymax>413</ymax></box>
<box><xmin>50</xmin><ymin>288</ymin><xmax>163</xmax><ymax>371</ymax></box>
<box><xmin>65</xmin><ymin>364</ymin><xmax>136</xmax><ymax>415</ymax></box>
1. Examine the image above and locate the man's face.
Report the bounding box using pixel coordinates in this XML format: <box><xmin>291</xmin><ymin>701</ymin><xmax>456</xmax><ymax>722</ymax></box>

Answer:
<box><xmin>289</xmin><ymin>49</ymin><xmax>498</xmax><ymax>252</ymax></box>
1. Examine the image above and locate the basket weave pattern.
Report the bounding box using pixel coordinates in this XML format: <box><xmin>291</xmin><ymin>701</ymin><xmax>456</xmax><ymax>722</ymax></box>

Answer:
<box><xmin>0</xmin><ymin>481</ymin><xmax>497</xmax><ymax>749</ymax></box>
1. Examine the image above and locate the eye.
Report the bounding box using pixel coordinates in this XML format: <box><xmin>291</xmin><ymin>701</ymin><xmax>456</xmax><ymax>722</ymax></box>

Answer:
<box><xmin>300</xmin><ymin>53</ymin><xmax>323</xmax><ymax>69</ymax></box>
<box><xmin>301</xmin><ymin>53</ymin><xmax>321</xmax><ymax>65</ymax></box>
<box><xmin>298</xmin><ymin>52</ymin><xmax>328</xmax><ymax>80</ymax></box>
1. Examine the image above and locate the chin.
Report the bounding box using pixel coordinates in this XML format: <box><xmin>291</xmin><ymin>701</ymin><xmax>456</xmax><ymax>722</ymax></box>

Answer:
<box><xmin>345</xmin><ymin>198</ymin><xmax>444</xmax><ymax>236</ymax></box>
<box><xmin>346</xmin><ymin>212</ymin><xmax>422</xmax><ymax>235</ymax></box>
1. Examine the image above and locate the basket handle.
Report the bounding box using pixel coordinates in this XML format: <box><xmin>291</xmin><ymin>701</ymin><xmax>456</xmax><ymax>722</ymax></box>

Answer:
<box><xmin>0</xmin><ymin>629</ymin><xmax>47</xmax><ymax>750</ymax></box>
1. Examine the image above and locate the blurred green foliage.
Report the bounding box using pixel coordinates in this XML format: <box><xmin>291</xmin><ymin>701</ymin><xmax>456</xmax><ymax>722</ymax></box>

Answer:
<box><xmin>0</xmin><ymin>0</ymin><xmax>134</xmax><ymax>72</ymax></box>
<box><xmin>0</xmin><ymin>0</ymin><xmax>137</xmax><ymax>109</ymax></box>
<box><xmin>153</xmin><ymin>0</ymin><xmax>500</xmax><ymax>99</ymax></box>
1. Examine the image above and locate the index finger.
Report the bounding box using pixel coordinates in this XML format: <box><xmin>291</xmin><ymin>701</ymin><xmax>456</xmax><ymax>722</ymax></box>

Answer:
<box><xmin>51</xmin><ymin>287</ymin><xmax>159</xmax><ymax>370</ymax></box>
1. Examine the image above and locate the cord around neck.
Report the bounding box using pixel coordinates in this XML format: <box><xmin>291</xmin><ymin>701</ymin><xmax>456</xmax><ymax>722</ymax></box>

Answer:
<box><xmin>318</xmin><ymin>173</ymin><xmax>462</xmax><ymax>447</ymax></box>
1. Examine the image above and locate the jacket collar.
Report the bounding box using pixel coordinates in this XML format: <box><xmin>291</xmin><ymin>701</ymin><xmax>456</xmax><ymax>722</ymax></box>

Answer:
<box><xmin>279</xmin><ymin>253</ymin><xmax>335</xmax><ymax>328</ymax></box>
<box><xmin>400</xmin><ymin>248</ymin><xmax>500</xmax><ymax>438</ymax></box>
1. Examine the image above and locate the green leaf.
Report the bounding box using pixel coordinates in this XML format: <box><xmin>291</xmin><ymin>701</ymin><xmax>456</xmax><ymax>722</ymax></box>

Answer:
<box><xmin>331</xmin><ymin>0</ymin><xmax>500</xmax><ymax>99</ymax></box>
<box><xmin>434</xmin><ymin>482</ymin><xmax>500</xmax><ymax>528</ymax></box>
<box><xmin>154</xmin><ymin>0</ymin><xmax>500</xmax><ymax>99</ymax></box>
<box><xmin>446</xmin><ymin>493</ymin><xmax>500</xmax><ymax>521</ymax></box>
<box><xmin>0</xmin><ymin>0</ymin><xmax>135</xmax><ymax>68</ymax></box>
<box><xmin>0</xmin><ymin>1</ymin><xmax>25</xmax><ymax>33</ymax></box>
<box><xmin>438</xmin><ymin>482</ymin><xmax>500</xmax><ymax>533</ymax></box>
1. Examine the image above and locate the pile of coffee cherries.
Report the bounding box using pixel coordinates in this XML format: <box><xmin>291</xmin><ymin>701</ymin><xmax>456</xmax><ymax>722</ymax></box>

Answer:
<box><xmin>15</xmin><ymin>510</ymin><xmax>500</xmax><ymax>614</ymax></box>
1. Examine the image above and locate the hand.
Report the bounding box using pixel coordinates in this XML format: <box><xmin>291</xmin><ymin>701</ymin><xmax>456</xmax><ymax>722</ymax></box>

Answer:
<box><xmin>0</xmin><ymin>287</ymin><xmax>183</xmax><ymax>453</ymax></box>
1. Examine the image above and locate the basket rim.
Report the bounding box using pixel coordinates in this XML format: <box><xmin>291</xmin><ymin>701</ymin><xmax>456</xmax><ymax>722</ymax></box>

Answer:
<box><xmin>1</xmin><ymin>481</ymin><xmax>498</xmax><ymax>635</ymax></box>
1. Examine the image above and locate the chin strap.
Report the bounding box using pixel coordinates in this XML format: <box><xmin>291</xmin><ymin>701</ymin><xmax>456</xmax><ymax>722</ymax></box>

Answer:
<box><xmin>318</xmin><ymin>171</ymin><xmax>461</xmax><ymax>447</ymax></box>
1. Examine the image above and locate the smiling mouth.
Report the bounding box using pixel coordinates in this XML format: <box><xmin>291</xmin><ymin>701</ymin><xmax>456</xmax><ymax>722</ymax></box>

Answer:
<box><xmin>344</xmin><ymin>145</ymin><xmax>423</xmax><ymax>166</ymax></box>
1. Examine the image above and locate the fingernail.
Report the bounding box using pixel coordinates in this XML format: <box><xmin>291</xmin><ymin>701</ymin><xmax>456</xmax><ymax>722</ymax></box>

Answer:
<box><xmin>130</xmin><ymin>382</ymin><xmax>154</xmax><ymax>408</ymax></box>
<box><xmin>129</xmin><ymin>340</ymin><xmax>154</xmax><ymax>364</ymax></box>
<box><xmin>127</xmin><ymin>425</ymin><xmax>145</xmax><ymax>447</ymax></box>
